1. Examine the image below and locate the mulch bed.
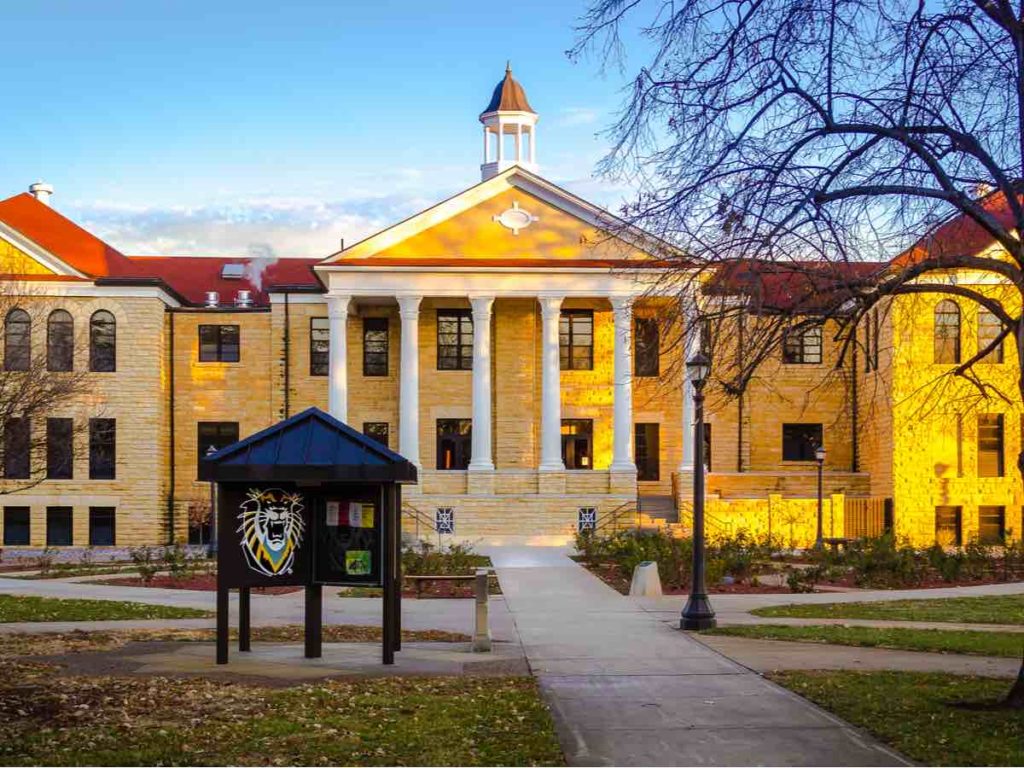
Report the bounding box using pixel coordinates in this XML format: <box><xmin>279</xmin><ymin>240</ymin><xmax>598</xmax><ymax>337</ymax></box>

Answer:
<box><xmin>98</xmin><ymin>574</ymin><xmax>303</xmax><ymax>595</ymax></box>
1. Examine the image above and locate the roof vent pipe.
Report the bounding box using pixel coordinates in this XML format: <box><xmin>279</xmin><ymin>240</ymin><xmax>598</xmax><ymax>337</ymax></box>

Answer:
<box><xmin>28</xmin><ymin>182</ymin><xmax>54</xmax><ymax>206</ymax></box>
<box><xmin>205</xmin><ymin>291</ymin><xmax>220</xmax><ymax>308</ymax></box>
<box><xmin>235</xmin><ymin>290</ymin><xmax>253</xmax><ymax>308</ymax></box>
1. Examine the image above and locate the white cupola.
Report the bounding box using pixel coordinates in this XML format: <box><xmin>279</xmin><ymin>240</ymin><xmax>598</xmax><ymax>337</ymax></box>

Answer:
<box><xmin>480</xmin><ymin>63</ymin><xmax>538</xmax><ymax>181</ymax></box>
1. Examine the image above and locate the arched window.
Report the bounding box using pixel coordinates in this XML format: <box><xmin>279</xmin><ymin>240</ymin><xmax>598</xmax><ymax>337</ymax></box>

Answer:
<box><xmin>47</xmin><ymin>310</ymin><xmax>74</xmax><ymax>372</ymax></box>
<box><xmin>934</xmin><ymin>300</ymin><xmax>961</xmax><ymax>364</ymax></box>
<box><xmin>4</xmin><ymin>309</ymin><xmax>30</xmax><ymax>372</ymax></box>
<box><xmin>89</xmin><ymin>310</ymin><xmax>116</xmax><ymax>372</ymax></box>
<box><xmin>978</xmin><ymin>307</ymin><xmax>1004</xmax><ymax>364</ymax></box>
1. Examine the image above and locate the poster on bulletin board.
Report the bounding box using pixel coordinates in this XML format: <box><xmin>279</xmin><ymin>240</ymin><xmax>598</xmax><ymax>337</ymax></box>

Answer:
<box><xmin>313</xmin><ymin>495</ymin><xmax>383</xmax><ymax>586</ymax></box>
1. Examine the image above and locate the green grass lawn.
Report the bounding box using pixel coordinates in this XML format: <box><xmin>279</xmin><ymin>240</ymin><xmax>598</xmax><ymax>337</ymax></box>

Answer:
<box><xmin>752</xmin><ymin>593</ymin><xmax>1024</xmax><ymax>624</ymax></box>
<box><xmin>0</xmin><ymin>594</ymin><xmax>211</xmax><ymax>622</ymax></box>
<box><xmin>770</xmin><ymin>671</ymin><xmax>1022</xmax><ymax>766</ymax></box>
<box><xmin>0</xmin><ymin>668</ymin><xmax>564</xmax><ymax>766</ymax></box>
<box><xmin>705</xmin><ymin>624</ymin><xmax>1024</xmax><ymax>657</ymax></box>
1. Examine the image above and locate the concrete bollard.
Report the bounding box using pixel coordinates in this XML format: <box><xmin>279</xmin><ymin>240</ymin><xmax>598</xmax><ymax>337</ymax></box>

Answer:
<box><xmin>472</xmin><ymin>567</ymin><xmax>492</xmax><ymax>652</ymax></box>
<box><xmin>629</xmin><ymin>561</ymin><xmax>663</xmax><ymax>597</ymax></box>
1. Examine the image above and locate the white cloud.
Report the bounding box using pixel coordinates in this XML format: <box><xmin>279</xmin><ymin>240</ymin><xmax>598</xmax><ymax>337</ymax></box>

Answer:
<box><xmin>555</xmin><ymin>107</ymin><xmax>601</xmax><ymax>127</ymax></box>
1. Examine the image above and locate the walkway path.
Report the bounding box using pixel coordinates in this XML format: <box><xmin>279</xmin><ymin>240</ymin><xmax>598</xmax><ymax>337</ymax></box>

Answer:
<box><xmin>697</xmin><ymin>634</ymin><xmax>1022</xmax><ymax>678</ymax></box>
<box><xmin>484</xmin><ymin>546</ymin><xmax>904</xmax><ymax>767</ymax></box>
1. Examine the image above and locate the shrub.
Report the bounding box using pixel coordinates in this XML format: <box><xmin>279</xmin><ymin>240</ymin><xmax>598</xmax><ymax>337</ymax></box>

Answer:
<box><xmin>402</xmin><ymin>541</ymin><xmax>489</xmax><ymax>575</ymax></box>
<box><xmin>36</xmin><ymin>547</ymin><xmax>56</xmax><ymax>577</ymax></box>
<box><xmin>162</xmin><ymin>543</ymin><xmax>191</xmax><ymax>580</ymax></box>
<box><xmin>129</xmin><ymin>546</ymin><xmax>160</xmax><ymax>583</ymax></box>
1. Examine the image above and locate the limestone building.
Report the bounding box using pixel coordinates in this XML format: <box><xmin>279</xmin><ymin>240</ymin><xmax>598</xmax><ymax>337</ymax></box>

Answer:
<box><xmin>0</xmin><ymin>67</ymin><xmax>1019</xmax><ymax>550</ymax></box>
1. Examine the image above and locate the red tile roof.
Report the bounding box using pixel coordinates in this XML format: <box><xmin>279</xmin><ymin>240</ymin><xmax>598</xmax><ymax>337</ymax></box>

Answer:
<box><xmin>894</xmin><ymin>191</ymin><xmax>1018</xmax><ymax>267</ymax></box>
<box><xmin>124</xmin><ymin>256</ymin><xmax>321</xmax><ymax>306</ymax></box>
<box><xmin>0</xmin><ymin>192</ymin><xmax>141</xmax><ymax>278</ymax></box>
<box><xmin>706</xmin><ymin>260</ymin><xmax>886</xmax><ymax>313</ymax></box>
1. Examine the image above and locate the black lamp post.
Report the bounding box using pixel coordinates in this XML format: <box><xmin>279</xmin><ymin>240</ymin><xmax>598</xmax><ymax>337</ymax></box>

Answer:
<box><xmin>814</xmin><ymin>444</ymin><xmax>826</xmax><ymax>550</ymax></box>
<box><xmin>206</xmin><ymin>444</ymin><xmax>219</xmax><ymax>556</ymax></box>
<box><xmin>681</xmin><ymin>351</ymin><xmax>716</xmax><ymax>631</ymax></box>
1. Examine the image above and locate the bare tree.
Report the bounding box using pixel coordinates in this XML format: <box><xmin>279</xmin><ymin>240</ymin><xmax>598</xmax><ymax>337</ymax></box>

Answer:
<box><xmin>0</xmin><ymin>286</ymin><xmax>94</xmax><ymax>496</ymax></box>
<box><xmin>573</xmin><ymin>0</ymin><xmax>1024</xmax><ymax>708</ymax></box>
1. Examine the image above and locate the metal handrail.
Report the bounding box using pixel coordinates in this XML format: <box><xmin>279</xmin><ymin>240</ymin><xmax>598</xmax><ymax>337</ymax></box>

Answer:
<box><xmin>401</xmin><ymin>502</ymin><xmax>444</xmax><ymax>547</ymax></box>
<box><xmin>595</xmin><ymin>498</ymin><xmax>639</xmax><ymax>535</ymax></box>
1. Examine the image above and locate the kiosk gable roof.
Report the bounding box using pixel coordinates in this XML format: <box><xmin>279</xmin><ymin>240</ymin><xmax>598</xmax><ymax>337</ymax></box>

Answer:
<box><xmin>200</xmin><ymin>407</ymin><xmax>417</xmax><ymax>483</ymax></box>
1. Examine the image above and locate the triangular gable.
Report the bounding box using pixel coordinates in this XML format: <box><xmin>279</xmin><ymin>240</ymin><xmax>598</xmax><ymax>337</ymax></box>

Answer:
<box><xmin>318</xmin><ymin>167</ymin><xmax>674</xmax><ymax>266</ymax></box>
<box><xmin>200</xmin><ymin>407</ymin><xmax>417</xmax><ymax>483</ymax></box>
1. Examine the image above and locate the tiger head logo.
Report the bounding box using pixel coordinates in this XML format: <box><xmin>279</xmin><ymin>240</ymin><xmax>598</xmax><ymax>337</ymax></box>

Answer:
<box><xmin>237</xmin><ymin>488</ymin><xmax>305</xmax><ymax>577</ymax></box>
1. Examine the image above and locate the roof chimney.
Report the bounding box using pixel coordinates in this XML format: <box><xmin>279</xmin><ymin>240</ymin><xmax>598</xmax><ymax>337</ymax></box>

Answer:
<box><xmin>28</xmin><ymin>181</ymin><xmax>54</xmax><ymax>206</ymax></box>
<box><xmin>205</xmin><ymin>291</ymin><xmax>220</xmax><ymax>308</ymax></box>
<box><xmin>235</xmin><ymin>290</ymin><xmax>253</xmax><ymax>308</ymax></box>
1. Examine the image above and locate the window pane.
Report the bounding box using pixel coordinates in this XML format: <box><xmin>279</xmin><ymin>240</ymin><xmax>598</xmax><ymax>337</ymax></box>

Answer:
<box><xmin>978</xmin><ymin>309</ymin><xmax>1004</xmax><ymax>363</ymax></box>
<box><xmin>363</xmin><ymin>318</ymin><xmax>389</xmax><ymax>376</ymax></box>
<box><xmin>3</xmin><ymin>506</ymin><xmax>29</xmax><ymax>545</ymax></box>
<box><xmin>90</xmin><ymin>311</ymin><xmax>116</xmax><ymax>372</ymax></box>
<box><xmin>934</xmin><ymin>301</ymin><xmax>961</xmax><ymax>364</ymax></box>
<box><xmin>5</xmin><ymin>309</ymin><xmax>30</xmax><ymax>372</ymax></box>
<box><xmin>935</xmin><ymin>506</ymin><xmax>962</xmax><ymax>547</ymax></box>
<box><xmin>46</xmin><ymin>418</ymin><xmax>73</xmax><ymax>479</ymax></box>
<box><xmin>977</xmin><ymin>414</ymin><xmax>1004</xmax><ymax>477</ymax></box>
<box><xmin>635</xmin><ymin>318</ymin><xmax>659</xmax><ymax>377</ymax></box>
<box><xmin>89</xmin><ymin>418</ymin><xmax>116</xmax><ymax>480</ymax></box>
<box><xmin>437</xmin><ymin>310</ymin><xmax>472</xmax><ymax>370</ymax></box>
<box><xmin>47</xmin><ymin>310</ymin><xmax>74</xmax><ymax>372</ymax></box>
<box><xmin>782</xmin><ymin>423</ymin><xmax>822</xmax><ymax>461</ymax></box>
<box><xmin>46</xmin><ymin>506</ymin><xmax>72</xmax><ymax>546</ymax></box>
<box><xmin>4</xmin><ymin>418</ymin><xmax>29</xmax><ymax>479</ymax></box>
<box><xmin>634</xmin><ymin>423</ymin><xmax>660</xmax><ymax>481</ymax></box>
<box><xmin>89</xmin><ymin>507</ymin><xmax>116</xmax><ymax>546</ymax></box>
<box><xmin>197</xmin><ymin>422</ymin><xmax>239</xmax><ymax>476</ymax></box>
<box><xmin>220</xmin><ymin>325</ymin><xmax>240</xmax><ymax>362</ymax></box>
<box><xmin>363</xmin><ymin>422</ymin><xmax>389</xmax><ymax>448</ymax></box>
<box><xmin>198</xmin><ymin>326</ymin><xmax>219</xmax><ymax>362</ymax></box>
<box><xmin>310</xmin><ymin>317</ymin><xmax>329</xmax><ymax>376</ymax></box>
<box><xmin>978</xmin><ymin>506</ymin><xmax>1005</xmax><ymax>545</ymax></box>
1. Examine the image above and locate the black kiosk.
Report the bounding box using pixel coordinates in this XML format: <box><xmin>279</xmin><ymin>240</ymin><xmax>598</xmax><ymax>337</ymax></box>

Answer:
<box><xmin>199</xmin><ymin>407</ymin><xmax>418</xmax><ymax>665</ymax></box>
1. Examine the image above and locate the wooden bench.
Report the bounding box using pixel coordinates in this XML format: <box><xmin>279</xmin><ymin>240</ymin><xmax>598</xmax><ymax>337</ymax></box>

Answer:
<box><xmin>403</xmin><ymin>572</ymin><xmax>498</xmax><ymax>598</ymax></box>
<box><xmin>822</xmin><ymin>537</ymin><xmax>856</xmax><ymax>552</ymax></box>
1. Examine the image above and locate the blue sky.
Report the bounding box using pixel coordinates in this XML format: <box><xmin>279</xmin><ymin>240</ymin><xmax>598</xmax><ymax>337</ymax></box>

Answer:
<box><xmin>1</xmin><ymin>1</ymin><xmax>643</xmax><ymax>257</ymax></box>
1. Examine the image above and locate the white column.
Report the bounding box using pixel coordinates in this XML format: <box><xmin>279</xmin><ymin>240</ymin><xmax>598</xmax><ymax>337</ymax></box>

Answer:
<box><xmin>539</xmin><ymin>295</ymin><xmax>565</xmax><ymax>471</ymax></box>
<box><xmin>397</xmin><ymin>295</ymin><xmax>422</xmax><ymax>467</ymax></box>
<box><xmin>327</xmin><ymin>294</ymin><xmax>351</xmax><ymax>422</ymax></box>
<box><xmin>468</xmin><ymin>296</ymin><xmax>495</xmax><ymax>471</ymax></box>
<box><xmin>483</xmin><ymin>126</ymin><xmax>489</xmax><ymax>163</ymax></box>
<box><xmin>610</xmin><ymin>296</ymin><xmax>635</xmax><ymax>472</ymax></box>
<box><xmin>529</xmin><ymin>125</ymin><xmax>536</xmax><ymax>164</ymax></box>
<box><xmin>516</xmin><ymin>123</ymin><xmax>522</xmax><ymax>163</ymax></box>
<box><xmin>679</xmin><ymin>318</ymin><xmax>699</xmax><ymax>471</ymax></box>
<box><xmin>496</xmin><ymin>120</ymin><xmax>504</xmax><ymax>165</ymax></box>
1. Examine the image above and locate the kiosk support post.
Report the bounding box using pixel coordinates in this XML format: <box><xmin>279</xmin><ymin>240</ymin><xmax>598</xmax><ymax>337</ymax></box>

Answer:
<box><xmin>216</xmin><ymin>584</ymin><xmax>229</xmax><ymax>665</ymax></box>
<box><xmin>382</xmin><ymin>486</ymin><xmax>396</xmax><ymax>665</ymax></box>
<box><xmin>239</xmin><ymin>587</ymin><xmax>251</xmax><ymax>652</ymax></box>
<box><xmin>394</xmin><ymin>485</ymin><xmax>402</xmax><ymax>652</ymax></box>
<box><xmin>304</xmin><ymin>584</ymin><xmax>322</xmax><ymax>659</ymax></box>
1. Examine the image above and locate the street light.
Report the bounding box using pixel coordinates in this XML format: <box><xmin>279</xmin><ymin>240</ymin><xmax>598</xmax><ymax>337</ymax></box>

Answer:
<box><xmin>814</xmin><ymin>444</ymin><xmax>827</xmax><ymax>550</ymax></box>
<box><xmin>680</xmin><ymin>351</ymin><xmax>716</xmax><ymax>631</ymax></box>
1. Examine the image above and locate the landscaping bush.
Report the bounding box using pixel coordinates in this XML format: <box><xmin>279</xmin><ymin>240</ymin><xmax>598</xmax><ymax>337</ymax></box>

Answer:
<box><xmin>129</xmin><ymin>546</ymin><xmax>160</xmax><ymax>584</ymax></box>
<box><xmin>402</xmin><ymin>541</ymin><xmax>490</xmax><ymax>575</ymax></box>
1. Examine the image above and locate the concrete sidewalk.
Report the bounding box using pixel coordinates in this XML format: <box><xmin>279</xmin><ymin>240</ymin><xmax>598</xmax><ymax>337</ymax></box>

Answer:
<box><xmin>484</xmin><ymin>545</ymin><xmax>905</xmax><ymax>767</ymax></box>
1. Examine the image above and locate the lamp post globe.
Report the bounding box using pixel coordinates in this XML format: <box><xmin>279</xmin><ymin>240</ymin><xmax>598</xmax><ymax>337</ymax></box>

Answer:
<box><xmin>680</xmin><ymin>351</ymin><xmax>716</xmax><ymax>631</ymax></box>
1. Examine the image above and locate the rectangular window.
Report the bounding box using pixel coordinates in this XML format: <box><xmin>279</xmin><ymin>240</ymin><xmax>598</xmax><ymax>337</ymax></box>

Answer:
<box><xmin>88</xmin><ymin>507</ymin><xmax>116</xmax><ymax>546</ymax></box>
<box><xmin>634</xmin><ymin>423</ymin><xmax>660</xmax><ymax>481</ymax></box>
<box><xmin>197</xmin><ymin>422</ymin><xmax>239</xmax><ymax>476</ymax></box>
<box><xmin>46</xmin><ymin>506</ymin><xmax>72</xmax><ymax>546</ymax></box>
<box><xmin>46</xmin><ymin>418</ymin><xmax>73</xmax><ymax>479</ymax></box>
<box><xmin>363</xmin><ymin>318</ymin><xmax>389</xmax><ymax>376</ymax></box>
<box><xmin>561</xmin><ymin>419</ymin><xmax>593</xmax><ymax>470</ymax></box>
<box><xmin>436</xmin><ymin>310</ymin><xmax>473</xmax><ymax>370</ymax></box>
<box><xmin>363</xmin><ymin>422</ymin><xmax>389</xmax><ymax>448</ymax></box>
<box><xmin>4</xmin><ymin>418</ymin><xmax>29</xmax><ymax>479</ymax></box>
<box><xmin>3</xmin><ymin>506</ymin><xmax>29</xmax><ymax>545</ymax></box>
<box><xmin>577</xmin><ymin>507</ymin><xmax>597</xmax><ymax>533</ymax></box>
<box><xmin>978</xmin><ymin>309</ymin><xmax>1004</xmax><ymax>364</ymax></box>
<box><xmin>436</xmin><ymin>419</ymin><xmax>471</xmax><ymax>470</ymax></box>
<box><xmin>634</xmin><ymin>317</ymin><xmax>660</xmax><ymax>377</ymax></box>
<box><xmin>198</xmin><ymin>325</ymin><xmax>240</xmax><ymax>363</ymax></box>
<box><xmin>935</xmin><ymin>505</ymin><xmax>962</xmax><ymax>547</ymax></box>
<box><xmin>782</xmin><ymin>326</ymin><xmax>822</xmax><ymax>364</ymax></box>
<box><xmin>782</xmin><ymin>423</ymin><xmax>823</xmax><ymax>461</ymax></box>
<box><xmin>560</xmin><ymin>310</ymin><xmax>594</xmax><ymax>370</ymax></box>
<box><xmin>977</xmin><ymin>414</ymin><xmax>1004</xmax><ymax>477</ymax></box>
<box><xmin>89</xmin><ymin>418</ymin><xmax>116</xmax><ymax>480</ymax></box>
<box><xmin>978</xmin><ymin>506</ymin><xmax>1006</xmax><ymax>545</ymax></box>
<box><xmin>310</xmin><ymin>317</ymin><xmax>329</xmax><ymax>376</ymax></box>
